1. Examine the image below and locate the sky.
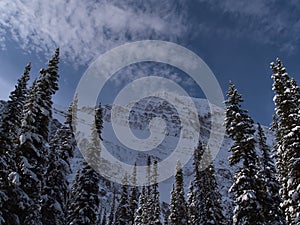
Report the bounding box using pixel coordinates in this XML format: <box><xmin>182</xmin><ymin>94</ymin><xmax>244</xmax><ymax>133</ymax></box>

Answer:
<box><xmin>0</xmin><ymin>0</ymin><xmax>299</xmax><ymax>126</ymax></box>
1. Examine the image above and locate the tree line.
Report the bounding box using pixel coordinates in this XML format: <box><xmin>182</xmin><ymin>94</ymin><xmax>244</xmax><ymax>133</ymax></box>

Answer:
<box><xmin>0</xmin><ymin>49</ymin><xmax>299</xmax><ymax>225</ymax></box>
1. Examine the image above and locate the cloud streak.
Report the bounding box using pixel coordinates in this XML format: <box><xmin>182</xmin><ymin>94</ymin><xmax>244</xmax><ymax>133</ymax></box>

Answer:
<box><xmin>195</xmin><ymin>0</ymin><xmax>300</xmax><ymax>53</ymax></box>
<box><xmin>0</xmin><ymin>0</ymin><xmax>190</xmax><ymax>65</ymax></box>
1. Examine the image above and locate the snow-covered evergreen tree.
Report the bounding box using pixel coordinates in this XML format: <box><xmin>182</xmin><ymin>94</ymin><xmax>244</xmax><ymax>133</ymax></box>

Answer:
<box><xmin>108</xmin><ymin>189</ymin><xmax>116</xmax><ymax>225</ymax></box>
<box><xmin>101</xmin><ymin>209</ymin><xmax>107</xmax><ymax>225</ymax></box>
<box><xmin>129</xmin><ymin>163</ymin><xmax>139</xmax><ymax>225</ymax></box>
<box><xmin>190</xmin><ymin>142</ymin><xmax>226</xmax><ymax>225</ymax></box>
<box><xmin>41</xmin><ymin>110</ymin><xmax>75</xmax><ymax>224</ymax></box>
<box><xmin>257</xmin><ymin>123</ymin><xmax>284</xmax><ymax>224</ymax></box>
<box><xmin>17</xmin><ymin>49</ymin><xmax>60</xmax><ymax>224</ymax></box>
<box><xmin>225</xmin><ymin>82</ymin><xmax>268</xmax><ymax>225</ymax></box>
<box><xmin>0</xmin><ymin>63</ymin><xmax>31</xmax><ymax>224</ymax></box>
<box><xmin>115</xmin><ymin>175</ymin><xmax>131</xmax><ymax>225</ymax></box>
<box><xmin>134</xmin><ymin>186</ymin><xmax>148</xmax><ymax>225</ymax></box>
<box><xmin>150</xmin><ymin>159</ymin><xmax>162</xmax><ymax>225</ymax></box>
<box><xmin>67</xmin><ymin>106</ymin><xmax>102</xmax><ymax>225</ymax></box>
<box><xmin>271</xmin><ymin>58</ymin><xmax>300</xmax><ymax>224</ymax></box>
<box><xmin>187</xmin><ymin>183</ymin><xmax>196</xmax><ymax>225</ymax></box>
<box><xmin>169</xmin><ymin>161</ymin><xmax>188</xmax><ymax>225</ymax></box>
<box><xmin>65</xmin><ymin>93</ymin><xmax>78</xmax><ymax>133</ymax></box>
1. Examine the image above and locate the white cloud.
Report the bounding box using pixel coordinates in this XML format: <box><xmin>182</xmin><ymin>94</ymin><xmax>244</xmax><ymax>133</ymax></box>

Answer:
<box><xmin>0</xmin><ymin>0</ymin><xmax>190</xmax><ymax>65</ymax></box>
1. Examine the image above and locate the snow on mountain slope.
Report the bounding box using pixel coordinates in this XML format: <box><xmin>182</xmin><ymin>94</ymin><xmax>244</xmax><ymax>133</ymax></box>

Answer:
<box><xmin>66</xmin><ymin>92</ymin><xmax>275</xmax><ymax>221</ymax></box>
<box><xmin>0</xmin><ymin>94</ymin><xmax>275</xmax><ymax>221</ymax></box>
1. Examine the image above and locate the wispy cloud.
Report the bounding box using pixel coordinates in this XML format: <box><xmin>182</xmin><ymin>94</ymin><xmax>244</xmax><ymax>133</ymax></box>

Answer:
<box><xmin>195</xmin><ymin>0</ymin><xmax>300</xmax><ymax>53</ymax></box>
<box><xmin>0</xmin><ymin>0</ymin><xmax>190</xmax><ymax>65</ymax></box>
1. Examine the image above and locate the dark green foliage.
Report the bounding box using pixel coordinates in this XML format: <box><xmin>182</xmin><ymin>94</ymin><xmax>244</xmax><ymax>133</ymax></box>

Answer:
<box><xmin>67</xmin><ymin>106</ymin><xmax>102</xmax><ymax>225</ymax></box>
<box><xmin>257</xmin><ymin>123</ymin><xmax>284</xmax><ymax>225</ymax></box>
<box><xmin>225</xmin><ymin>82</ymin><xmax>268</xmax><ymax>225</ymax></box>
<box><xmin>271</xmin><ymin>58</ymin><xmax>300</xmax><ymax>224</ymax></box>
<box><xmin>129</xmin><ymin>163</ymin><xmax>139</xmax><ymax>225</ymax></box>
<box><xmin>169</xmin><ymin>161</ymin><xmax>188</xmax><ymax>225</ymax></box>
<box><xmin>189</xmin><ymin>143</ymin><xmax>226</xmax><ymax>225</ymax></box>
<box><xmin>115</xmin><ymin>175</ymin><xmax>131</xmax><ymax>225</ymax></box>
<box><xmin>0</xmin><ymin>63</ymin><xmax>31</xmax><ymax>224</ymax></box>
<box><xmin>41</xmin><ymin>123</ymin><xmax>75</xmax><ymax>225</ymax></box>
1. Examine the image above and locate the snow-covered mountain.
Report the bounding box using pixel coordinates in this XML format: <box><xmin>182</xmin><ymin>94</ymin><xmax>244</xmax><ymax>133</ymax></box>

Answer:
<box><xmin>0</xmin><ymin>94</ymin><xmax>274</xmax><ymax>221</ymax></box>
<box><xmin>64</xmin><ymin>92</ymin><xmax>275</xmax><ymax>221</ymax></box>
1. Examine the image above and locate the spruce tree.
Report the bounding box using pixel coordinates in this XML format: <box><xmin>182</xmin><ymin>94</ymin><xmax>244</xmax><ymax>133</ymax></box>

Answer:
<box><xmin>115</xmin><ymin>175</ymin><xmax>131</xmax><ymax>225</ymax></box>
<box><xmin>67</xmin><ymin>106</ymin><xmax>102</xmax><ymax>225</ymax></box>
<box><xmin>101</xmin><ymin>209</ymin><xmax>107</xmax><ymax>225</ymax></box>
<box><xmin>187</xmin><ymin>183</ymin><xmax>196</xmax><ymax>225</ymax></box>
<box><xmin>0</xmin><ymin>64</ymin><xmax>31</xmax><ymax>224</ymax></box>
<box><xmin>191</xmin><ymin>143</ymin><xmax>226</xmax><ymax>225</ymax></box>
<box><xmin>224</xmin><ymin>82</ymin><xmax>267</xmax><ymax>225</ymax></box>
<box><xmin>17</xmin><ymin>49</ymin><xmax>60</xmax><ymax>224</ymax></box>
<box><xmin>257</xmin><ymin>123</ymin><xmax>284</xmax><ymax>224</ymax></box>
<box><xmin>41</xmin><ymin>111</ymin><xmax>75</xmax><ymax>224</ymax></box>
<box><xmin>129</xmin><ymin>163</ymin><xmax>139</xmax><ymax>225</ymax></box>
<box><xmin>134</xmin><ymin>186</ymin><xmax>148</xmax><ymax>225</ymax></box>
<box><xmin>65</xmin><ymin>93</ymin><xmax>78</xmax><ymax>133</ymax></box>
<box><xmin>150</xmin><ymin>159</ymin><xmax>162</xmax><ymax>225</ymax></box>
<box><xmin>169</xmin><ymin>161</ymin><xmax>188</xmax><ymax>225</ymax></box>
<box><xmin>108</xmin><ymin>189</ymin><xmax>116</xmax><ymax>225</ymax></box>
<box><xmin>270</xmin><ymin>58</ymin><xmax>300</xmax><ymax>224</ymax></box>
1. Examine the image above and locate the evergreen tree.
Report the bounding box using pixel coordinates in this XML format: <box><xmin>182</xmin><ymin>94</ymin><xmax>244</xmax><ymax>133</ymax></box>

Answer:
<box><xmin>270</xmin><ymin>58</ymin><xmax>300</xmax><ymax>224</ymax></box>
<box><xmin>0</xmin><ymin>64</ymin><xmax>31</xmax><ymax>224</ymax></box>
<box><xmin>163</xmin><ymin>211</ymin><xmax>169</xmax><ymax>225</ymax></box>
<box><xmin>65</xmin><ymin>93</ymin><xmax>78</xmax><ymax>133</ymax></box>
<box><xmin>129</xmin><ymin>163</ymin><xmax>139</xmax><ymax>225</ymax></box>
<box><xmin>134</xmin><ymin>186</ymin><xmax>148</xmax><ymax>225</ymax></box>
<box><xmin>169</xmin><ymin>161</ymin><xmax>188</xmax><ymax>225</ymax></box>
<box><xmin>67</xmin><ymin>106</ymin><xmax>102</xmax><ymax>225</ymax></box>
<box><xmin>41</xmin><ymin>109</ymin><xmax>75</xmax><ymax>225</ymax></box>
<box><xmin>101</xmin><ymin>209</ymin><xmax>107</xmax><ymax>225</ymax></box>
<box><xmin>115</xmin><ymin>175</ymin><xmax>131</xmax><ymax>225</ymax></box>
<box><xmin>150</xmin><ymin>159</ymin><xmax>162</xmax><ymax>225</ymax></box>
<box><xmin>17</xmin><ymin>49</ymin><xmax>60</xmax><ymax>224</ymax></box>
<box><xmin>187</xmin><ymin>183</ymin><xmax>196</xmax><ymax>225</ymax></box>
<box><xmin>224</xmin><ymin>82</ymin><xmax>268</xmax><ymax>225</ymax></box>
<box><xmin>190</xmin><ymin>143</ymin><xmax>226</xmax><ymax>225</ymax></box>
<box><xmin>257</xmin><ymin>123</ymin><xmax>284</xmax><ymax>224</ymax></box>
<box><xmin>108</xmin><ymin>189</ymin><xmax>116</xmax><ymax>225</ymax></box>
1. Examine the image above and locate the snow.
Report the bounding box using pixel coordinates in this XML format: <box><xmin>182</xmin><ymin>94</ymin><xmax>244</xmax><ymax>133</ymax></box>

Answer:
<box><xmin>8</xmin><ymin>172</ymin><xmax>20</xmax><ymax>186</ymax></box>
<box><xmin>54</xmin><ymin>94</ymin><xmax>275</xmax><ymax>221</ymax></box>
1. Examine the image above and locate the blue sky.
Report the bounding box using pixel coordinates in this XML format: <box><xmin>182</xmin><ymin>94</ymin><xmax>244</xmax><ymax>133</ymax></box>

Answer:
<box><xmin>0</xmin><ymin>0</ymin><xmax>299</xmax><ymax>126</ymax></box>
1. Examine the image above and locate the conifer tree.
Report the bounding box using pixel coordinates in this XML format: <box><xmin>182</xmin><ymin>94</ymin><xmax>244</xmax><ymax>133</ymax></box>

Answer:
<box><xmin>0</xmin><ymin>64</ymin><xmax>31</xmax><ymax>224</ymax></box>
<box><xmin>169</xmin><ymin>161</ymin><xmax>188</xmax><ymax>225</ymax></box>
<box><xmin>101</xmin><ymin>209</ymin><xmax>107</xmax><ymax>225</ymax></box>
<box><xmin>150</xmin><ymin>159</ymin><xmax>162</xmax><ymax>225</ymax></box>
<box><xmin>190</xmin><ymin>143</ymin><xmax>226</xmax><ymax>225</ymax></box>
<box><xmin>270</xmin><ymin>58</ymin><xmax>300</xmax><ymax>224</ymax></box>
<box><xmin>224</xmin><ymin>82</ymin><xmax>268</xmax><ymax>225</ymax></box>
<box><xmin>108</xmin><ymin>189</ymin><xmax>116</xmax><ymax>225</ymax></box>
<box><xmin>65</xmin><ymin>94</ymin><xmax>78</xmax><ymax>133</ymax></box>
<box><xmin>41</xmin><ymin>109</ymin><xmax>75</xmax><ymax>224</ymax></box>
<box><xmin>129</xmin><ymin>163</ymin><xmax>139</xmax><ymax>225</ymax></box>
<box><xmin>187</xmin><ymin>183</ymin><xmax>196</xmax><ymax>225</ymax></box>
<box><xmin>17</xmin><ymin>49</ymin><xmax>60</xmax><ymax>224</ymax></box>
<box><xmin>115</xmin><ymin>175</ymin><xmax>131</xmax><ymax>225</ymax></box>
<box><xmin>67</xmin><ymin>106</ymin><xmax>102</xmax><ymax>225</ymax></box>
<box><xmin>257</xmin><ymin>123</ymin><xmax>284</xmax><ymax>224</ymax></box>
<box><xmin>134</xmin><ymin>186</ymin><xmax>148</xmax><ymax>225</ymax></box>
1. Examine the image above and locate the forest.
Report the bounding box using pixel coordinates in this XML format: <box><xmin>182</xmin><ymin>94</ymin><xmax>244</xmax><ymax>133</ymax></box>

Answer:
<box><xmin>0</xmin><ymin>49</ymin><xmax>299</xmax><ymax>225</ymax></box>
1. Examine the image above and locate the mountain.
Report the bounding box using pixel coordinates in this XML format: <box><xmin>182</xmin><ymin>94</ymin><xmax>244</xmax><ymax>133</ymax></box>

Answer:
<box><xmin>0</xmin><ymin>94</ymin><xmax>274</xmax><ymax>221</ymax></box>
<box><xmin>63</xmin><ymin>92</ymin><xmax>275</xmax><ymax>221</ymax></box>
